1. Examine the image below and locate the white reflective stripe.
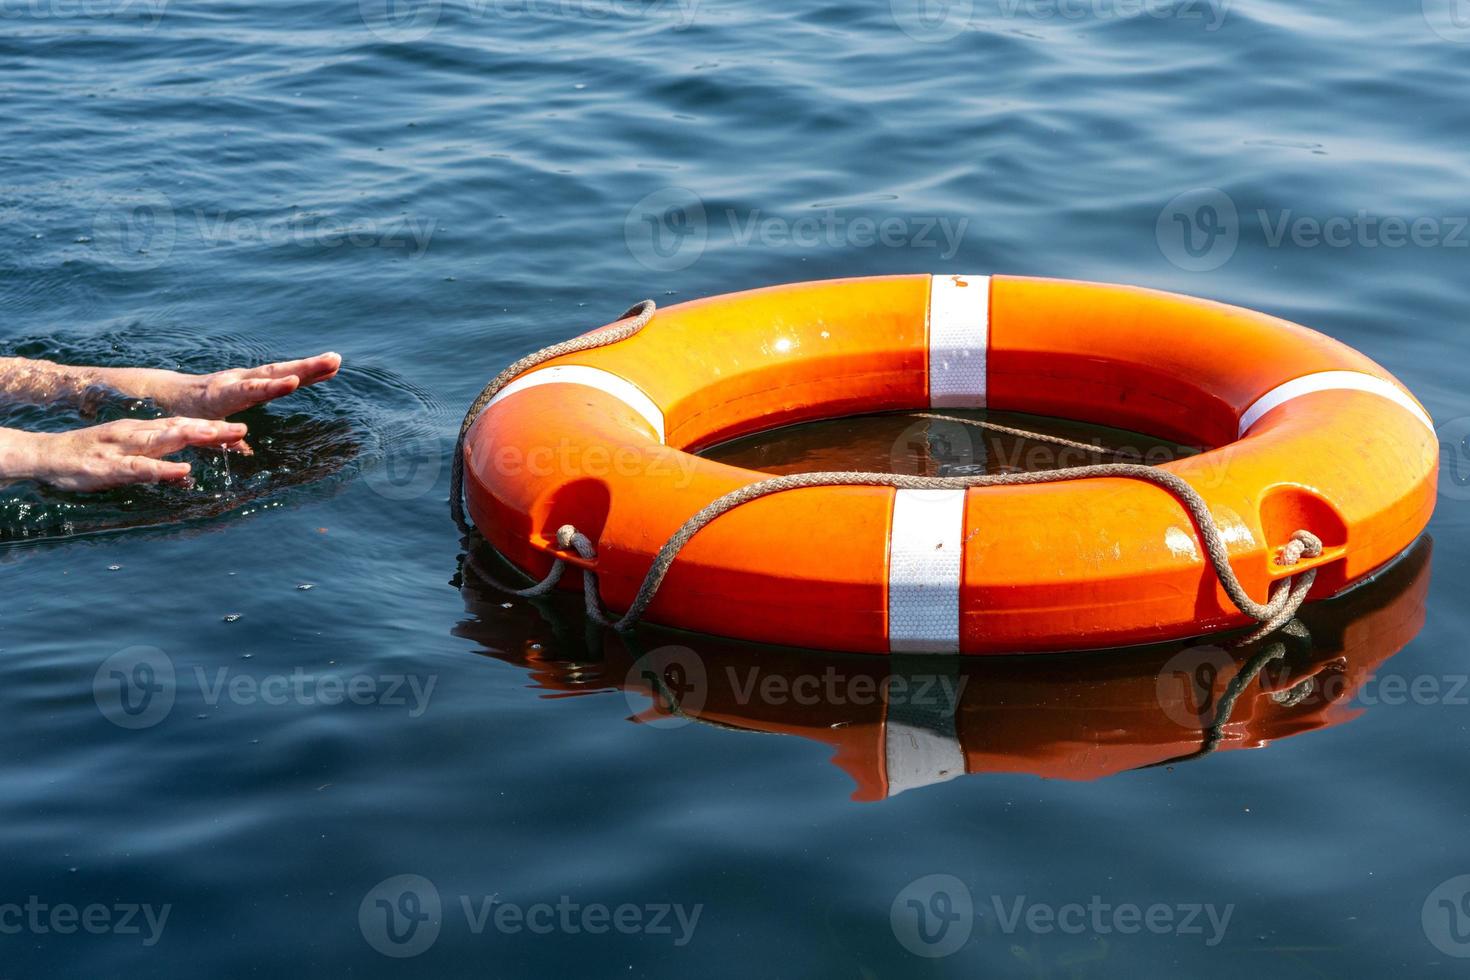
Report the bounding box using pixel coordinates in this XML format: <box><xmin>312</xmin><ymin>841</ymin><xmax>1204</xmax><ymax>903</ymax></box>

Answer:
<box><xmin>927</xmin><ymin>273</ymin><xmax>991</xmax><ymax>408</ymax></box>
<box><xmin>1237</xmin><ymin>370</ymin><xmax>1434</xmax><ymax>438</ymax></box>
<box><xmin>887</xmin><ymin>488</ymin><xmax>966</xmax><ymax>654</ymax></box>
<box><xmin>485</xmin><ymin>365</ymin><xmax>666</xmax><ymax>443</ymax></box>
<box><xmin>884</xmin><ymin>720</ymin><xmax>965</xmax><ymax>797</ymax></box>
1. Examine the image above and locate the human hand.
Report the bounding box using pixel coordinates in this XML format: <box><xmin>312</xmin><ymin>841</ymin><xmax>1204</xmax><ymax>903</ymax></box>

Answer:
<box><xmin>0</xmin><ymin>418</ymin><xmax>247</xmax><ymax>492</ymax></box>
<box><xmin>100</xmin><ymin>352</ymin><xmax>342</xmax><ymax>420</ymax></box>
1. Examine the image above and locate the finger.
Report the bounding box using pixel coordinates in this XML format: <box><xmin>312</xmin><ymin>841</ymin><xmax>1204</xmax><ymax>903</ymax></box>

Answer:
<box><xmin>231</xmin><ymin>375</ymin><xmax>300</xmax><ymax>405</ymax></box>
<box><xmin>244</xmin><ymin>353</ymin><xmax>341</xmax><ymax>385</ymax></box>
<box><xmin>122</xmin><ymin>418</ymin><xmax>248</xmax><ymax>457</ymax></box>
<box><xmin>124</xmin><ymin>458</ymin><xmax>194</xmax><ymax>484</ymax></box>
<box><xmin>224</xmin><ymin>438</ymin><xmax>253</xmax><ymax>456</ymax></box>
<box><xmin>83</xmin><ymin>458</ymin><xmax>194</xmax><ymax>490</ymax></box>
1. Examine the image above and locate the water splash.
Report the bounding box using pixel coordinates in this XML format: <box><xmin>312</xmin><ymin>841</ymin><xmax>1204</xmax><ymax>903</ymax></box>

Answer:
<box><xmin>0</xmin><ymin>328</ymin><xmax>444</xmax><ymax>541</ymax></box>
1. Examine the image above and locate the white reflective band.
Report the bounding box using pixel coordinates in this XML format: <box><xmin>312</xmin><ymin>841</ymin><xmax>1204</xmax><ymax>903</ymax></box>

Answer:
<box><xmin>887</xmin><ymin>488</ymin><xmax>966</xmax><ymax>654</ymax></box>
<box><xmin>884</xmin><ymin>721</ymin><xmax>965</xmax><ymax>797</ymax></box>
<box><xmin>486</xmin><ymin>365</ymin><xmax>666</xmax><ymax>443</ymax></box>
<box><xmin>1237</xmin><ymin>370</ymin><xmax>1434</xmax><ymax>438</ymax></box>
<box><xmin>927</xmin><ymin>273</ymin><xmax>991</xmax><ymax>408</ymax></box>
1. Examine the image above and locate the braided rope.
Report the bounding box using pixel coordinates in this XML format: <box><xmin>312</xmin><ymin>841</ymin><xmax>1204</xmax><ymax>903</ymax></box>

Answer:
<box><xmin>450</xmin><ymin>299</ymin><xmax>658</xmax><ymax>535</ymax></box>
<box><xmin>452</xmin><ymin>299</ymin><xmax>1324</xmax><ymax>642</ymax></box>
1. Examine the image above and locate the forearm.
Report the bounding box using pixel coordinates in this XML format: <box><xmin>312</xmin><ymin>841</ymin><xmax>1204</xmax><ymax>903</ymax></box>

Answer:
<box><xmin>0</xmin><ymin>356</ymin><xmax>112</xmax><ymax>408</ymax></box>
<box><xmin>0</xmin><ymin>426</ymin><xmax>43</xmax><ymax>487</ymax></box>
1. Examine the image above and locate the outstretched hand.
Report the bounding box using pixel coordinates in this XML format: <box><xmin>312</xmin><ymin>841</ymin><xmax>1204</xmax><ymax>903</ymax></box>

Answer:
<box><xmin>8</xmin><ymin>418</ymin><xmax>247</xmax><ymax>492</ymax></box>
<box><xmin>0</xmin><ymin>350</ymin><xmax>343</xmax><ymax>492</ymax></box>
<box><xmin>102</xmin><ymin>352</ymin><xmax>342</xmax><ymax>419</ymax></box>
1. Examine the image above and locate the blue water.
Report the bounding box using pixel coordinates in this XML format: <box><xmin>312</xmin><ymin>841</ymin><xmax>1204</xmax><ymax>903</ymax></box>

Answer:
<box><xmin>4</xmin><ymin>0</ymin><xmax>1470</xmax><ymax>974</ymax></box>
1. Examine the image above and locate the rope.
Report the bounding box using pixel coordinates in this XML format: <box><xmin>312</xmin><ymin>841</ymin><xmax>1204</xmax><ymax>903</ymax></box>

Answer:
<box><xmin>451</xmin><ymin>299</ymin><xmax>1325</xmax><ymax>644</ymax></box>
<box><xmin>450</xmin><ymin>299</ymin><xmax>658</xmax><ymax>535</ymax></box>
<box><xmin>559</xmin><ymin>477</ymin><xmax>1321</xmax><ymax>635</ymax></box>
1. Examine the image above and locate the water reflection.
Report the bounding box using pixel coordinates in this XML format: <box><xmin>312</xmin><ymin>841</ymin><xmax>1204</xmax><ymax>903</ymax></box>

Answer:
<box><xmin>455</xmin><ymin>537</ymin><xmax>1430</xmax><ymax>801</ymax></box>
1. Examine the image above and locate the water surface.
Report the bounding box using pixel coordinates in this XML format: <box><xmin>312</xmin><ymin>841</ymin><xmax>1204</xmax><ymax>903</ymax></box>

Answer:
<box><xmin>3</xmin><ymin>0</ymin><xmax>1470</xmax><ymax>975</ymax></box>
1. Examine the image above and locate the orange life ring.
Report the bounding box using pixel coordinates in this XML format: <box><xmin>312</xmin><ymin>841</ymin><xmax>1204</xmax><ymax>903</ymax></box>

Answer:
<box><xmin>462</xmin><ymin>274</ymin><xmax>1437</xmax><ymax>655</ymax></box>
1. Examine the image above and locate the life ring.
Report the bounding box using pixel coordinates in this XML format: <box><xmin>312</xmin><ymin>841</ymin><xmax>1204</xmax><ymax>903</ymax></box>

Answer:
<box><xmin>461</xmin><ymin>274</ymin><xmax>1437</xmax><ymax>655</ymax></box>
